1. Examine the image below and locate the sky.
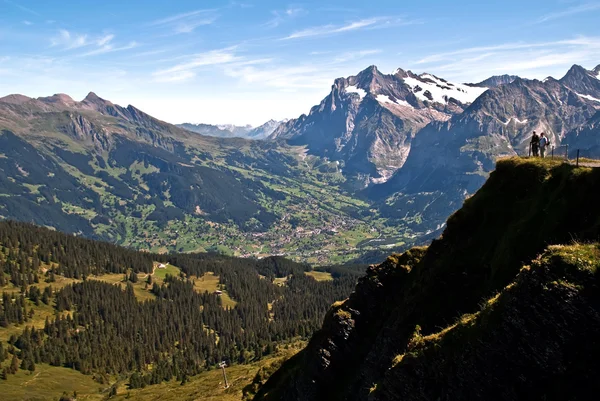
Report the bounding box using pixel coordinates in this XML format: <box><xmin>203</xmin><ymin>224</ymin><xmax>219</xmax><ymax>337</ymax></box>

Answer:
<box><xmin>1</xmin><ymin>0</ymin><xmax>599</xmax><ymax>126</ymax></box>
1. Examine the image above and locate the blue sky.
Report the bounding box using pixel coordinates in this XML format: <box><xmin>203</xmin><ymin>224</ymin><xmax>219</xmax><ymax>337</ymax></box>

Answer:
<box><xmin>1</xmin><ymin>0</ymin><xmax>599</xmax><ymax>125</ymax></box>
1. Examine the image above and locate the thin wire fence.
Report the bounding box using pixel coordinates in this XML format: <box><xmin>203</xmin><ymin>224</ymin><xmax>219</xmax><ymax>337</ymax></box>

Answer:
<box><xmin>527</xmin><ymin>143</ymin><xmax>598</xmax><ymax>167</ymax></box>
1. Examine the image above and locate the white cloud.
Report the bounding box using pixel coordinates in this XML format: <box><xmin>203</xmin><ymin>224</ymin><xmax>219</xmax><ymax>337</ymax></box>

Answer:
<box><xmin>333</xmin><ymin>49</ymin><xmax>381</xmax><ymax>63</ymax></box>
<box><xmin>282</xmin><ymin>18</ymin><xmax>381</xmax><ymax>40</ymax></box>
<box><xmin>154</xmin><ymin>70</ymin><xmax>196</xmax><ymax>83</ymax></box>
<box><xmin>414</xmin><ymin>36</ymin><xmax>600</xmax><ymax>82</ymax></box>
<box><xmin>97</xmin><ymin>34</ymin><xmax>115</xmax><ymax>47</ymax></box>
<box><xmin>264</xmin><ymin>7</ymin><xmax>305</xmax><ymax>28</ymax></box>
<box><xmin>149</xmin><ymin>9</ymin><xmax>217</xmax><ymax>34</ymax></box>
<box><xmin>286</xmin><ymin>8</ymin><xmax>303</xmax><ymax>16</ymax></box>
<box><xmin>77</xmin><ymin>41</ymin><xmax>138</xmax><ymax>57</ymax></box>
<box><xmin>152</xmin><ymin>48</ymin><xmax>240</xmax><ymax>82</ymax></box>
<box><xmin>22</xmin><ymin>20</ymin><xmax>32</xmax><ymax>26</ymax></box>
<box><xmin>51</xmin><ymin>29</ymin><xmax>88</xmax><ymax>49</ymax></box>
<box><xmin>281</xmin><ymin>17</ymin><xmax>417</xmax><ymax>40</ymax></box>
<box><xmin>537</xmin><ymin>2</ymin><xmax>600</xmax><ymax>23</ymax></box>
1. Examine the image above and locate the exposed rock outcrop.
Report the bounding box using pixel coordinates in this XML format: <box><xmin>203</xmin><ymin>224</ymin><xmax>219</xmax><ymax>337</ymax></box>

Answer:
<box><xmin>255</xmin><ymin>158</ymin><xmax>600</xmax><ymax>401</ymax></box>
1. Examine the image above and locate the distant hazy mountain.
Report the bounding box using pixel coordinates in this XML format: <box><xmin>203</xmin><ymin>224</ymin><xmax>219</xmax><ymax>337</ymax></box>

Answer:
<box><xmin>217</xmin><ymin>123</ymin><xmax>254</xmax><ymax>136</ymax></box>
<box><xmin>177</xmin><ymin>120</ymin><xmax>283</xmax><ymax>140</ymax></box>
<box><xmin>247</xmin><ymin>119</ymin><xmax>285</xmax><ymax>139</ymax></box>
<box><xmin>177</xmin><ymin>123</ymin><xmax>238</xmax><ymax>138</ymax></box>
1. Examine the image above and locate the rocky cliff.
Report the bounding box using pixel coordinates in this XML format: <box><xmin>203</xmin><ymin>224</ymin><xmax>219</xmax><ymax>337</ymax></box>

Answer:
<box><xmin>369</xmin><ymin>66</ymin><xmax>600</xmax><ymax>235</ymax></box>
<box><xmin>255</xmin><ymin>157</ymin><xmax>600</xmax><ymax>401</ymax></box>
<box><xmin>270</xmin><ymin>66</ymin><xmax>487</xmax><ymax>188</ymax></box>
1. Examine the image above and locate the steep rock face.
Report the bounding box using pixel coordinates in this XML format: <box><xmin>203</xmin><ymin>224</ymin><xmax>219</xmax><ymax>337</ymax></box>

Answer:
<box><xmin>270</xmin><ymin>66</ymin><xmax>486</xmax><ymax>187</ymax></box>
<box><xmin>558</xmin><ymin>64</ymin><xmax>600</xmax><ymax>101</ymax></box>
<box><xmin>468</xmin><ymin>74</ymin><xmax>519</xmax><ymax>88</ymax></box>
<box><xmin>369</xmin><ymin>74</ymin><xmax>600</xmax><ymax>233</ymax></box>
<box><xmin>563</xmin><ymin>111</ymin><xmax>600</xmax><ymax>157</ymax></box>
<box><xmin>376</xmin><ymin>244</ymin><xmax>600</xmax><ymax>401</ymax></box>
<box><xmin>255</xmin><ymin>158</ymin><xmax>600</xmax><ymax>401</ymax></box>
<box><xmin>59</xmin><ymin>112</ymin><xmax>112</xmax><ymax>151</ymax></box>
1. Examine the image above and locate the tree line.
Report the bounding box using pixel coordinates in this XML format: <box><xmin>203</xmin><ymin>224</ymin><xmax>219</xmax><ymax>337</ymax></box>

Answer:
<box><xmin>0</xmin><ymin>220</ymin><xmax>363</xmax><ymax>387</ymax></box>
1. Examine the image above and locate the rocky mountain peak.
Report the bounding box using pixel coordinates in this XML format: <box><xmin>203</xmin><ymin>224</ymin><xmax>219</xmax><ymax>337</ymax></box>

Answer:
<box><xmin>38</xmin><ymin>93</ymin><xmax>76</xmax><ymax>105</ymax></box>
<box><xmin>468</xmin><ymin>74</ymin><xmax>519</xmax><ymax>88</ymax></box>
<box><xmin>561</xmin><ymin>64</ymin><xmax>590</xmax><ymax>81</ymax></box>
<box><xmin>83</xmin><ymin>91</ymin><xmax>110</xmax><ymax>105</ymax></box>
<box><xmin>0</xmin><ymin>94</ymin><xmax>32</xmax><ymax>105</ymax></box>
<box><xmin>392</xmin><ymin>68</ymin><xmax>409</xmax><ymax>78</ymax></box>
<box><xmin>593</xmin><ymin>64</ymin><xmax>600</xmax><ymax>76</ymax></box>
<box><xmin>559</xmin><ymin>64</ymin><xmax>600</xmax><ymax>99</ymax></box>
<box><xmin>349</xmin><ymin>65</ymin><xmax>386</xmax><ymax>93</ymax></box>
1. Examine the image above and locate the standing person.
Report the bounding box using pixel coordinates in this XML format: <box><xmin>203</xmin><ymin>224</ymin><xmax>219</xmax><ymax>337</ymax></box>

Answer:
<box><xmin>539</xmin><ymin>133</ymin><xmax>548</xmax><ymax>158</ymax></box>
<box><xmin>530</xmin><ymin>131</ymin><xmax>540</xmax><ymax>157</ymax></box>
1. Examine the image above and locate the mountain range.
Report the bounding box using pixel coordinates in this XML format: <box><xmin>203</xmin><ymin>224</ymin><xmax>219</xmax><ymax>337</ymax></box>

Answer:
<box><xmin>178</xmin><ymin>119</ymin><xmax>284</xmax><ymax>140</ymax></box>
<box><xmin>0</xmin><ymin>63</ymin><xmax>599</xmax><ymax>264</ymax></box>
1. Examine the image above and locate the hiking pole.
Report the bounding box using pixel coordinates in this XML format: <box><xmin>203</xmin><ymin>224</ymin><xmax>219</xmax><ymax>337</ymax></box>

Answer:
<box><xmin>576</xmin><ymin>149</ymin><xmax>580</xmax><ymax>167</ymax></box>
<box><xmin>565</xmin><ymin>144</ymin><xmax>569</xmax><ymax>161</ymax></box>
<box><xmin>551</xmin><ymin>146</ymin><xmax>554</xmax><ymax>158</ymax></box>
<box><xmin>528</xmin><ymin>142</ymin><xmax>531</xmax><ymax>157</ymax></box>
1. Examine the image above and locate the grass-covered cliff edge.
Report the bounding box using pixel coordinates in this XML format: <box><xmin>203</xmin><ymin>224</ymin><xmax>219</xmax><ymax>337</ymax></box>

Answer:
<box><xmin>254</xmin><ymin>157</ymin><xmax>600</xmax><ymax>401</ymax></box>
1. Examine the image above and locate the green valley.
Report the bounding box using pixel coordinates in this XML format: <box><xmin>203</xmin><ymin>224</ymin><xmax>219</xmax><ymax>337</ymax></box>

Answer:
<box><xmin>0</xmin><ymin>94</ymin><xmax>415</xmax><ymax>266</ymax></box>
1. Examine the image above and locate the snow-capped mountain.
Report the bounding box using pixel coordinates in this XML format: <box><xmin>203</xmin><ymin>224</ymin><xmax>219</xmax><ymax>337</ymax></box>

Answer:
<box><xmin>558</xmin><ymin>64</ymin><xmax>600</xmax><ymax>102</ymax></box>
<box><xmin>369</xmin><ymin>64</ymin><xmax>600</xmax><ymax>234</ymax></box>
<box><xmin>246</xmin><ymin>119</ymin><xmax>285</xmax><ymax>139</ymax></box>
<box><xmin>270</xmin><ymin>65</ymin><xmax>488</xmax><ymax>187</ymax></box>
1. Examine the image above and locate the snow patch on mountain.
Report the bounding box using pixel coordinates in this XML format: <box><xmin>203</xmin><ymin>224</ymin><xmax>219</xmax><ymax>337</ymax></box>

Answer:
<box><xmin>403</xmin><ymin>75</ymin><xmax>488</xmax><ymax>105</ymax></box>
<box><xmin>577</xmin><ymin>93</ymin><xmax>600</xmax><ymax>103</ymax></box>
<box><xmin>376</xmin><ymin>94</ymin><xmax>413</xmax><ymax>108</ymax></box>
<box><xmin>345</xmin><ymin>85</ymin><xmax>366</xmax><ymax>99</ymax></box>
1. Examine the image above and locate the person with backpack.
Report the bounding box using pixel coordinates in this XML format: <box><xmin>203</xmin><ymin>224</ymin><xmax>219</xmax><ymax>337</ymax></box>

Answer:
<box><xmin>530</xmin><ymin>131</ymin><xmax>540</xmax><ymax>157</ymax></box>
<box><xmin>539</xmin><ymin>132</ymin><xmax>549</xmax><ymax>158</ymax></box>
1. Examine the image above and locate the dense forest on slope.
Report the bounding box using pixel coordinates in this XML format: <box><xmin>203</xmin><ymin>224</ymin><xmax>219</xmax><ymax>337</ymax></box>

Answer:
<box><xmin>255</xmin><ymin>157</ymin><xmax>600</xmax><ymax>401</ymax></box>
<box><xmin>0</xmin><ymin>220</ymin><xmax>361</xmax><ymax>390</ymax></box>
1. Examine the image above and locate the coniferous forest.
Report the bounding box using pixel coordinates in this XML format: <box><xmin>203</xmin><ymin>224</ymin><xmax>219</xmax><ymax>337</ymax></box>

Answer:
<box><xmin>0</xmin><ymin>220</ymin><xmax>363</xmax><ymax>387</ymax></box>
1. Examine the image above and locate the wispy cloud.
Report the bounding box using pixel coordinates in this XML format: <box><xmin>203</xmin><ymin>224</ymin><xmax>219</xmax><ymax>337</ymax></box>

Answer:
<box><xmin>48</xmin><ymin>30</ymin><xmax>136</xmax><ymax>58</ymax></box>
<box><xmin>50</xmin><ymin>29</ymin><xmax>88</xmax><ymax>49</ymax></box>
<box><xmin>280</xmin><ymin>17</ymin><xmax>418</xmax><ymax>40</ymax></box>
<box><xmin>224</xmin><ymin>48</ymin><xmax>383</xmax><ymax>90</ymax></box>
<box><xmin>22</xmin><ymin>20</ymin><xmax>32</xmax><ymax>26</ymax></box>
<box><xmin>333</xmin><ymin>49</ymin><xmax>382</xmax><ymax>63</ymax></box>
<box><xmin>149</xmin><ymin>9</ymin><xmax>218</xmax><ymax>34</ymax></box>
<box><xmin>152</xmin><ymin>47</ymin><xmax>241</xmax><ymax>82</ymax></box>
<box><xmin>77</xmin><ymin>41</ymin><xmax>138</xmax><ymax>57</ymax></box>
<box><xmin>536</xmin><ymin>2</ymin><xmax>600</xmax><ymax>23</ymax></box>
<box><xmin>97</xmin><ymin>34</ymin><xmax>115</xmax><ymax>47</ymax></box>
<box><xmin>129</xmin><ymin>49</ymin><xmax>171</xmax><ymax>58</ymax></box>
<box><xmin>264</xmin><ymin>7</ymin><xmax>305</xmax><ymax>28</ymax></box>
<box><xmin>414</xmin><ymin>36</ymin><xmax>600</xmax><ymax>82</ymax></box>
<box><xmin>3</xmin><ymin>0</ymin><xmax>40</xmax><ymax>16</ymax></box>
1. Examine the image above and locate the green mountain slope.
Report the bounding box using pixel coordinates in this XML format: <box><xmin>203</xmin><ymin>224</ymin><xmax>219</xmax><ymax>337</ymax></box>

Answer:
<box><xmin>254</xmin><ymin>157</ymin><xmax>600</xmax><ymax>401</ymax></box>
<box><xmin>0</xmin><ymin>220</ymin><xmax>363</xmax><ymax>398</ymax></box>
<box><xmin>0</xmin><ymin>94</ymin><xmax>413</xmax><ymax>264</ymax></box>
